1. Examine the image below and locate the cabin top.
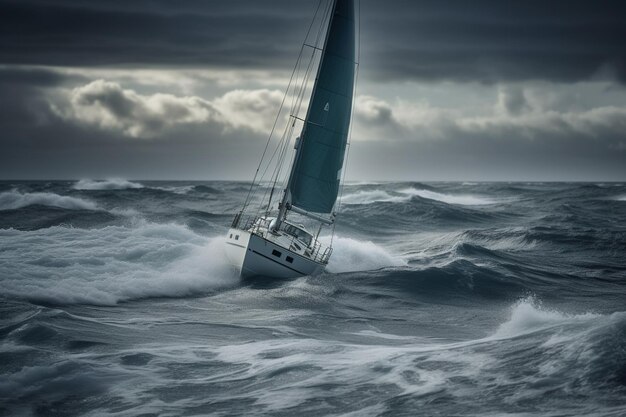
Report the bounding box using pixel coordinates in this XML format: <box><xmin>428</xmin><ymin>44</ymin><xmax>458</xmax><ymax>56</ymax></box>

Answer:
<box><xmin>282</xmin><ymin>221</ymin><xmax>313</xmax><ymax>247</ymax></box>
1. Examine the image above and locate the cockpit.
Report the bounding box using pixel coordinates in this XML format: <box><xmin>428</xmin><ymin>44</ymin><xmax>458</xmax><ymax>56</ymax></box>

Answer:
<box><xmin>282</xmin><ymin>222</ymin><xmax>313</xmax><ymax>247</ymax></box>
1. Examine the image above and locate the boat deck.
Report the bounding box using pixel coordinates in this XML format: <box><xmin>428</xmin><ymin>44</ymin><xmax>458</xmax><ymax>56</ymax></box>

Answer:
<box><xmin>234</xmin><ymin>215</ymin><xmax>332</xmax><ymax>265</ymax></box>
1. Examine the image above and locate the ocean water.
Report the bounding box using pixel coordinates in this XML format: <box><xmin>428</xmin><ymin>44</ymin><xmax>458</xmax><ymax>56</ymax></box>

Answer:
<box><xmin>1</xmin><ymin>179</ymin><xmax>625</xmax><ymax>416</ymax></box>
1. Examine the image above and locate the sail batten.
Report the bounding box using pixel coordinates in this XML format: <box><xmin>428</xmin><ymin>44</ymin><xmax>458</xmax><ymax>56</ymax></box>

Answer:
<box><xmin>288</xmin><ymin>0</ymin><xmax>355</xmax><ymax>214</ymax></box>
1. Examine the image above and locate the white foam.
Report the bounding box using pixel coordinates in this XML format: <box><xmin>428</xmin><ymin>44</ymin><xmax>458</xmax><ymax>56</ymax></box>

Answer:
<box><xmin>0</xmin><ymin>190</ymin><xmax>99</xmax><ymax>211</ymax></box>
<box><xmin>0</xmin><ymin>222</ymin><xmax>238</xmax><ymax>305</ymax></box>
<box><xmin>322</xmin><ymin>236</ymin><xmax>406</xmax><ymax>273</ymax></box>
<box><xmin>213</xmin><ymin>338</ymin><xmax>447</xmax><ymax>410</ymax></box>
<box><xmin>98</xmin><ymin>299</ymin><xmax>619</xmax><ymax>415</ymax></box>
<box><xmin>153</xmin><ymin>185</ymin><xmax>195</xmax><ymax>194</ymax></box>
<box><xmin>340</xmin><ymin>187</ymin><xmax>497</xmax><ymax>206</ymax></box>
<box><xmin>398</xmin><ymin>188</ymin><xmax>497</xmax><ymax>205</ymax></box>
<box><xmin>340</xmin><ymin>189</ymin><xmax>408</xmax><ymax>204</ymax></box>
<box><xmin>205</xmin><ymin>299</ymin><xmax>618</xmax><ymax>413</ymax></box>
<box><xmin>616</xmin><ymin>195</ymin><xmax>626</xmax><ymax>201</ymax></box>
<box><xmin>354</xmin><ymin>330</ymin><xmax>417</xmax><ymax>341</ymax></box>
<box><xmin>491</xmin><ymin>298</ymin><xmax>600</xmax><ymax>340</ymax></box>
<box><xmin>73</xmin><ymin>178</ymin><xmax>144</xmax><ymax>190</ymax></box>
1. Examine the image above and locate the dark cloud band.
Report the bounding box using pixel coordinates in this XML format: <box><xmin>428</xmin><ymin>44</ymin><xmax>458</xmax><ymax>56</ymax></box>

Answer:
<box><xmin>1</xmin><ymin>0</ymin><xmax>625</xmax><ymax>82</ymax></box>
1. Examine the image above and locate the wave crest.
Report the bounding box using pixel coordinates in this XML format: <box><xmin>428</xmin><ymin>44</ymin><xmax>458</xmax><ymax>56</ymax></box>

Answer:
<box><xmin>0</xmin><ymin>222</ymin><xmax>238</xmax><ymax>305</ymax></box>
<box><xmin>400</xmin><ymin>188</ymin><xmax>497</xmax><ymax>205</ymax></box>
<box><xmin>340</xmin><ymin>187</ymin><xmax>498</xmax><ymax>206</ymax></box>
<box><xmin>324</xmin><ymin>236</ymin><xmax>406</xmax><ymax>273</ymax></box>
<box><xmin>491</xmin><ymin>297</ymin><xmax>601</xmax><ymax>339</ymax></box>
<box><xmin>340</xmin><ymin>190</ymin><xmax>408</xmax><ymax>204</ymax></box>
<box><xmin>73</xmin><ymin>178</ymin><xmax>144</xmax><ymax>190</ymax></box>
<box><xmin>0</xmin><ymin>190</ymin><xmax>98</xmax><ymax>211</ymax></box>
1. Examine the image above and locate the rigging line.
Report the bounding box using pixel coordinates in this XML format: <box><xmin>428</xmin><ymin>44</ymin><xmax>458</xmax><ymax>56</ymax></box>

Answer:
<box><xmin>259</xmin><ymin>61</ymin><xmax>308</xmax><ymax>212</ymax></box>
<box><xmin>259</xmin><ymin>120</ymin><xmax>293</xmax><ymax>212</ymax></box>
<box><xmin>276</xmin><ymin>1</ymin><xmax>331</xmax><ymax>177</ymax></box>
<box><xmin>251</xmin><ymin>51</ymin><xmax>307</xmax><ymax>203</ymax></box>
<box><xmin>266</xmin><ymin>0</ymin><xmax>332</xmax><ymax>208</ymax></box>
<box><xmin>241</xmin><ymin>51</ymin><xmax>301</xmax><ymax>213</ymax></box>
<box><xmin>245</xmin><ymin>60</ymin><xmax>305</xmax><ymax>214</ymax></box>
<box><xmin>284</xmin><ymin>1</ymin><xmax>331</xmax><ymax>147</ymax></box>
<box><xmin>285</xmin><ymin>0</ymin><xmax>331</xmax><ymax>126</ymax></box>
<box><xmin>265</xmin><ymin>119</ymin><xmax>295</xmax><ymax>209</ymax></box>
<box><xmin>332</xmin><ymin>0</ymin><xmax>361</xmax><ymax>247</ymax></box>
<box><xmin>254</xmin><ymin>113</ymin><xmax>293</xmax><ymax>208</ymax></box>
<box><xmin>248</xmin><ymin>0</ymin><xmax>331</xmax><ymax>215</ymax></box>
<box><xmin>240</xmin><ymin>0</ymin><xmax>325</xmax><ymax>214</ymax></box>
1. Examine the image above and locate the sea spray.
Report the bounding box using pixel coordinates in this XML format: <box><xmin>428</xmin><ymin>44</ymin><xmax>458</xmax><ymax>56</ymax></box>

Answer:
<box><xmin>322</xmin><ymin>236</ymin><xmax>406</xmax><ymax>273</ymax></box>
<box><xmin>0</xmin><ymin>222</ymin><xmax>238</xmax><ymax>305</ymax></box>
<box><xmin>491</xmin><ymin>297</ymin><xmax>601</xmax><ymax>340</ymax></box>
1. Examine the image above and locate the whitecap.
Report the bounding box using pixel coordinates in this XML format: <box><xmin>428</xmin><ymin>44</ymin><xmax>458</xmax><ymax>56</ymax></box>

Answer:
<box><xmin>339</xmin><ymin>189</ymin><xmax>408</xmax><ymax>204</ymax></box>
<box><xmin>340</xmin><ymin>187</ymin><xmax>498</xmax><ymax>206</ymax></box>
<box><xmin>322</xmin><ymin>236</ymin><xmax>406</xmax><ymax>273</ymax></box>
<box><xmin>398</xmin><ymin>188</ymin><xmax>497</xmax><ymax>205</ymax></box>
<box><xmin>73</xmin><ymin>178</ymin><xmax>144</xmax><ymax>190</ymax></box>
<box><xmin>152</xmin><ymin>185</ymin><xmax>195</xmax><ymax>194</ymax></box>
<box><xmin>0</xmin><ymin>222</ymin><xmax>239</xmax><ymax>305</ymax></box>
<box><xmin>490</xmin><ymin>297</ymin><xmax>600</xmax><ymax>340</ymax></box>
<box><xmin>0</xmin><ymin>190</ymin><xmax>98</xmax><ymax>211</ymax></box>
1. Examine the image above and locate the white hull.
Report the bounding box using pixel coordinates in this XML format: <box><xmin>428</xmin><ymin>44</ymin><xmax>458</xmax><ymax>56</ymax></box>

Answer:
<box><xmin>224</xmin><ymin>228</ymin><xmax>325</xmax><ymax>279</ymax></box>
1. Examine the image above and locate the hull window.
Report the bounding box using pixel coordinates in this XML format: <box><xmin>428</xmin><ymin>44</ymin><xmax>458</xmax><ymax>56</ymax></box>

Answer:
<box><xmin>286</xmin><ymin>256</ymin><xmax>294</xmax><ymax>263</ymax></box>
<box><xmin>272</xmin><ymin>249</ymin><xmax>282</xmax><ymax>257</ymax></box>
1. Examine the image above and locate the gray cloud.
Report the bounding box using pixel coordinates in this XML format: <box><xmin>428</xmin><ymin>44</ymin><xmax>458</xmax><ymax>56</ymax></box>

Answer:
<box><xmin>1</xmin><ymin>1</ymin><xmax>625</xmax><ymax>181</ymax></box>
<box><xmin>0</xmin><ymin>0</ymin><xmax>309</xmax><ymax>68</ymax></box>
<box><xmin>53</xmin><ymin>80</ymin><xmax>220</xmax><ymax>138</ymax></box>
<box><xmin>1</xmin><ymin>0</ymin><xmax>625</xmax><ymax>83</ymax></box>
<box><xmin>496</xmin><ymin>86</ymin><xmax>531</xmax><ymax>116</ymax></box>
<box><xmin>51</xmin><ymin>80</ymin><xmax>285</xmax><ymax>137</ymax></box>
<box><xmin>0</xmin><ymin>79</ymin><xmax>270</xmax><ymax>179</ymax></box>
<box><xmin>353</xmin><ymin>89</ymin><xmax>626</xmax><ymax>144</ymax></box>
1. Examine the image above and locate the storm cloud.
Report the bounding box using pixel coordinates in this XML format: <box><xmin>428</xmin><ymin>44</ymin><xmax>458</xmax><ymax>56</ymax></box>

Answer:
<box><xmin>1</xmin><ymin>0</ymin><xmax>626</xmax><ymax>83</ymax></box>
<box><xmin>51</xmin><ymin>80</ymin><xmax>284</xmax><ymax>137</ymax></box>
<box><xmin>0</xmin><ymin>0</ymin><xmax>625</xmax><ymax>180</ymax></box>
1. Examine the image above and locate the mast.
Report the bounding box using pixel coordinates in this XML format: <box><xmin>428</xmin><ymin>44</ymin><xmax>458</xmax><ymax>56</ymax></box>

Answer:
<box><xmin>276</xmin><ymin>0</ymin><xmax>355</xmax><ymax>228</ymax></box>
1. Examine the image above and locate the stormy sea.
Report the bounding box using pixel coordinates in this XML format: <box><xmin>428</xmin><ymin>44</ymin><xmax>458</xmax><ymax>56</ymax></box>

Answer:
<box><xmin>1</xmin><ymin>179</ymin><xmax>625</xmax><ymax>417</ymax></box>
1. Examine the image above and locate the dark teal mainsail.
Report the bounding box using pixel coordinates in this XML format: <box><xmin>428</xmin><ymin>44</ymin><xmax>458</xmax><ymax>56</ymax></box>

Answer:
<box><xmin>289</xmin><ymin>0</ymin><xmax>355</xmax><ymax>214</ymax></box>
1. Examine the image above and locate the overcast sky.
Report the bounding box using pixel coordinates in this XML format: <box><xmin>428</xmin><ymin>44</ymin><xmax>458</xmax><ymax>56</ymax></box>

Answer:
<box><xmin>1</xmin><ymin>0</ymin><xmax>625</xmax><ymax>181</ymax></box>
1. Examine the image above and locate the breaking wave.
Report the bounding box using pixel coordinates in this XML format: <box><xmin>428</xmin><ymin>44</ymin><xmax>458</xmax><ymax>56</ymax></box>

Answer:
<box><xmin>340</xmin><ymin>187</ymin><xmax>498</xmax><ymax>206</ymax></box>
<box><xmin>491</xmin><ymin>297</ymin><xmax>602</xmax><ymax>339</ymax></box>
<box><xmin>0</xmin><ymin>190</ymin><xmax>98</xmax><ymax>211</ymax></box>
<box><xmin>1</xmin><ymin>180</ymin><xmax>625</xmax><ymax>416</ymax></box>
<box><xmin>400</xmin><ymin>188</ymin><xmax>497</xmax><ymax>205</ymax></box>
<box><xmin>340</xmin><ymin>190</ymin><xmax>407</xmax><ymax>204</ymax></box>
<box><xmin>152</xmin><ymin>185</ymin><xmax>195</xmax><ymax>195</ymax></box>
<box><xmin>73</xmin><ymin>178</ymin><xmax>144</xmax><ymax>190</ymax></box>
<box><xmin>209</xmin><ymin>297</ymin><xmax>626</xmax><ymax>414</ymax></box>
<box><xmin>324</xmin><ymin>236</ymin><xmax>406</xmax><ymax>273</ymax></box>
<box><xmin>0</xmin><ymin>222</ymin><xmax>238</xmax><ymax>305</ymax></box>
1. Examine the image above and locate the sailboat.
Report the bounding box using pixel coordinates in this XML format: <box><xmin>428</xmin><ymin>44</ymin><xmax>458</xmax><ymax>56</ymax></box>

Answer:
<box><xmin>224</xmin><ymin>0</ymin><xmax>357</xmax><ymax>278</ymax></box>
